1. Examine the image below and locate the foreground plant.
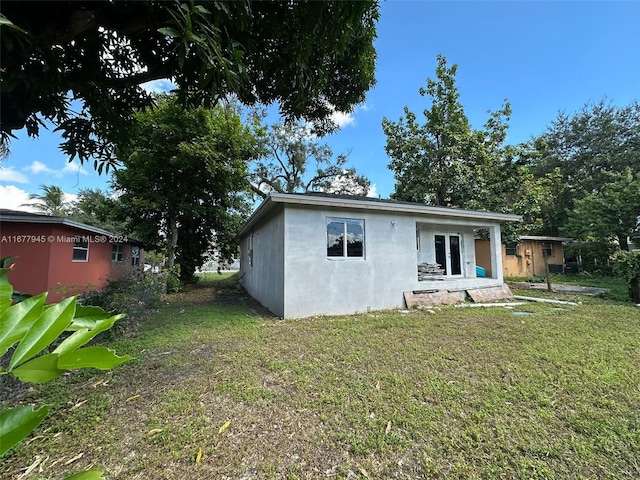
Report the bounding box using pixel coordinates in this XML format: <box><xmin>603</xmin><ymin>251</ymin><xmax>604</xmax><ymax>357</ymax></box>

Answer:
<box><xmin>0</xmin><ymin>258</ymin><xmax>131</xmax><ymax>478</ymax></box>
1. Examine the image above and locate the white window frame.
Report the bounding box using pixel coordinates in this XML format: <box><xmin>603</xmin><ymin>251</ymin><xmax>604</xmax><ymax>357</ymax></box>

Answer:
<box><xmin>326</xmin><ymin>217</ymin><xmax>365</xmax><ymax>260</ymax></box>
<box><xmin>73</xmin><ymin>238</ymin><xmax>89</xmax><ymax>262</ymax></box>
<box><xmin>112</xmin><ymin>244</ymin><xmax>124</xmax><ymax>262</ymax></box>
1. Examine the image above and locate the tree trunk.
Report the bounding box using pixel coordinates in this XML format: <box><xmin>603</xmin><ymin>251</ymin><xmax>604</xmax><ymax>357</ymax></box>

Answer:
<box><xmin>167</xmin><ymin>215</ymin><xmax>179</xmax><ymax>267</ymax></box>
<box><xmin>618</xmin><ymin>234</ymin><xmax>630</xmax><ymax>251</ymax></box>
<box><xmin>630</xmin><ymin>278</ymin><xmax>640</xmax><ymax>304</ymax></box>
<box><xmin>543</xmin><ymin>252</ymin><xmax>553</xmax><ymax>293</ymax></box>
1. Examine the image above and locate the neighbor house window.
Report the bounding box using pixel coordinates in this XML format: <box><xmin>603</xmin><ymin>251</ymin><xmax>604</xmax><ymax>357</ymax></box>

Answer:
<box><xmin>73</xmin><ymin>238</ymin><xmax>89</xmax><ymax>262</ymax></box>
<box><xmin>327</xmin><ymin>218</ymin><xmax>364</xmax><ymax>258</ymax></box>
<box><xmin>542</xmin><ymin>242</ymin><xmax>553</xmax><ymax>257</ymax></box>
<box><xmin>505</xmin><ymin>243</ymin><xmax>519</xmax><ymax>256</ymax></box>
<box><xmin>131</xmin><ymin>246</ymin><xmax>140</xmax><ymax>267</ymax></box>
<box><xmin>112</xmin><ymin>244</ymin><xmax>124</xmax><ymax>262</ymax></box>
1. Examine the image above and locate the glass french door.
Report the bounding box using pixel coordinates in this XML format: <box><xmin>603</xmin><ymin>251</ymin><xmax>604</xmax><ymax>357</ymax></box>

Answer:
<box><xmin>434</xmin><ymin>234</ymin><xmax>463</xmax><ymax>276</ymax></box>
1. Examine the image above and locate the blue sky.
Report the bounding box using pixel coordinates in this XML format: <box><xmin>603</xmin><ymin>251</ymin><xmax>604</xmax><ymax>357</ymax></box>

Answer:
<box><xmin>2</xmin><ymin>0</ymin><xmax>639</xmax><ymax>210</ymax></box>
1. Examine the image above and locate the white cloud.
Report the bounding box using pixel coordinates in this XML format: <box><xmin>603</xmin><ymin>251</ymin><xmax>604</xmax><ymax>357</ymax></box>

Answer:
<box><xmin>330</xmin><ymin>110</ymin><xmax>356</xmax><ymax>128</ymax></box>
<box><xmin>0</xmin><ymin>166</ymin><xmax>29</xmax><ymax>184</ymax></box>
<box><xmin>367</xmin><ymin>184</ymin><xmax>378</xmax><ymax>198</ymax></box>
<box><xmin>22</xmin><ymin>160</ymin><xmax>88</xmax><ymax>178</ymax></box>
<box><xmin>0</xmin><ymin>185</ymin><xmax>39</xmax><ymax>212</ymax></box>
<box><xmin>0</xmin><ymin>185</ymin><xmax>78</xmax><ymax>213</ymax></box>
<box><xmin>24</xmin><ymin>161</ymin><xmax>55</xmax><ymax>175</ymax></box>
<box><xmin>141</xmin><ymin>79</ymin><xmax>177</xmax><ymax>94</ymax></box>
<box><xmin>64</xmin><ymin>192</ymin><xmax>78</xmax><ymax>204</ymax></box>
<box><xmin>61</xmin><ymin>161</ymin><xmax>88</xmax><ymax>176</ymax></box>
<box><xmin>326</xmin><ymin>102</ymin><xmax>374</xmax><ymax>129</ymax></box>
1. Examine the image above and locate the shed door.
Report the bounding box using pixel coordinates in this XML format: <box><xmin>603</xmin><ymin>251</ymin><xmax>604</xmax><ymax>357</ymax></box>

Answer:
<box><xmin>435</xmin><ymin>234</ymin><xmax>463</xmax><ymax>276</ymax></box>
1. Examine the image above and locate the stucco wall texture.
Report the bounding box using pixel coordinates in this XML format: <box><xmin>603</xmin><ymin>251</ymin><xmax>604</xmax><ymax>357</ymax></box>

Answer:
<box><xmin>240</xmin><ymin>203</ymin><xmax>506</xmax><ymax>319</ymax></box>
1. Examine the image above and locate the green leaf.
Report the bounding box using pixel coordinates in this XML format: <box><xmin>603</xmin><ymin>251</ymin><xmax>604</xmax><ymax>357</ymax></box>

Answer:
<box><xmin>0</xmin><ymin>13</ymin><xmax>27</xmax><ymax>33</ymax></box>
<box><xmin>9</xmin><ymin>297</ymin><xmax>76</xmax><ymax>370</ymax></box>
<box><xmin>193</xmin><ymin>5</ymin><xmax>211</xmax><ymax>15</ymax></box>
<box><xmin>11</xmin><ymin>353</ymin><xmax>65</xmax><ymax>383</ymax></box>
<box><xmin>158</xmin><ymin>27</ymin><xmax>180</xmax><ymax>38</ymax></box>
<box><xmin>0</xmin><ymin>293</ymin><xmax>47</xmax><ymax>358</ymax></box>
<box><xmin>61</xmin><ymin>470</ymin><xmax>106</xmax><ymax>480</ymax></box>
<box><xmin>0</xmin><ymin>265</ymin><xmax>14</xmax><ymax>314</ymax></box>
<box><xmin>54</xmin><ymin>314</ymin><xmax>125</xmax><ymax>355</ymax></box>
<box><xmin>58</xmin><ymin>347</ymin><xmax>132</xmax><ymax>370</ymax></box>
<box><xmin>68</xmin><ymin>304</ymin><xmax>115</xmax><ymax>331</ymax></box>
<box><xmin>0</xmin><ymin>405</ymin><xmax>49</xmax><ymax>456</ymax></box>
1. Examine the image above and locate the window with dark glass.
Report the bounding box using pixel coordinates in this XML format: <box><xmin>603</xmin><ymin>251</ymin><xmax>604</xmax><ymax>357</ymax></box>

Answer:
<box><xmin>542</xmin><ymin>242</ymin><xmax>553</xmax><ymax>257</ymax></box>
<box><xmin>505</xmin><ymin>243</ymin><xmax>519</xmax><ymax>256</ymax></box>
<box><xmin>131</xmin><ymin>246</ymin><xmax>140</xmax><ymax>267</ymax></box>
<box><xmin>73</xmin><ymin>238</ymin><xmax>89</xmax><ymax>262</ymax></box>
<box><xmin>327</xmin><ymin>218</ymin><xmax>364</xmax><ymax>258</ymax></box>
<box><xmin>112</xmin><ymin>244</ymin><xmax>124</xmax><ymax>262</ymax></box>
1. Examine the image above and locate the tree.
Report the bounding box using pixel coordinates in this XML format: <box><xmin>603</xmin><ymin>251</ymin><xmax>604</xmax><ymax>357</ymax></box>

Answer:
<box><xmin>111</xmin><ymin>95</ymin><xmax>258</xmax><ymax>283</ymax></box>
<box><xmin>1</xmin><ymin>1</ymin><xmax>379</xmax><ymax>167</ymax></box>
<box><xmin>612</xmin><ymin>250</ymin><xmax>640</xmax><ymax>303</ymax></box>
<box><xmin>21</xmin><ymin>184</ymin><xmax>72</xmax><ymax>216</ymax></box>
<box><xmin>563</xmin><ymin>168</ymin><xmax>640</xmax><ymax>251</ymax></box>
<box><xmin>382</xmin><ymin>55</ymin><xmax>517</xmax><ymax>210</ymax></box>
<box><xmin>530</xmin><ymin>100</ymin><xmax>640</xmax><ymax>235</ymax></box>
<box><xmin>250</xmin><ymin>121</ymin><xmax>370</xmax><ymax>197</ymax></box>
<box><xmin>67</xmin><ymin>188</ymin><xmax>129</xmax><ymax>235</ymax></box>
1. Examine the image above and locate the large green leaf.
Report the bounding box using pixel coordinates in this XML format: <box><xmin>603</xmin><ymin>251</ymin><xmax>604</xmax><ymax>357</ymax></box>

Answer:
<box><xmin>0</xmin><ymin>405</ymin><xmax>49</xmax><ymax>456</ymax></box>
<box><xmin>0</xmin><ymin>293</ymin><xmax>47</xmax><ymax>357</ymax></box>
<box><xmin>9</xmin><ymin>297</ymin><xmax>76</xmax><ymax>370</ymax></box>
<box><xmin>58</xmin><ymin>346</ymin><xmax>132</xmax><ymax>370</ymax></box>
<box><xmin>0</xmin><ymin>263</ymin><xmax>14</xmax><ymax>314</ymax></box>
<box><xmin>68</xmin><ymin>305</ymin><xmax>115</xmax><ymax>331</ymax></box>
<box><xmin>67</xmin><ymin>304</ymin><xmax>121</xmax><ymax>331</ymax></box>
<box><xmin>54</xmin><ymin>314</ymin><xmax>125</xmax><ymax>355</ymax></box>
<box><xmin>11</xmin><ymin>353</ymin><xmax>65</xmax><ymax>383</ymax></box>
<box><xmin>62</xmin><ymin>470</ymin><xmax>106</xmax><ymax>480</ymax></box>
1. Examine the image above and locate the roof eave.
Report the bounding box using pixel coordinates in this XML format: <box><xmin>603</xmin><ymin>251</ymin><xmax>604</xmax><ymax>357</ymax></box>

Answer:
<box><xmin>238</xmin><ymin>193</ymin><xmax>521</xmax><ymax>237</ymax></box>
<box><xmin>0</xmin><ymin>213</ymin><xmax>141</xmax><ymax>244</ymax></box>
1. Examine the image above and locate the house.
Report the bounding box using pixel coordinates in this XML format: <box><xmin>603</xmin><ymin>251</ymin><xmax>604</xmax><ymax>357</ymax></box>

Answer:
<box><xmin>238</xmin><ymin>193</ymin><xmax>520</xmax><ymax>318</ymax></box>
<box><xmin>0</xmin><ymin>209</ymin><xmax>143</xmax><ymax>302</ymax></box>
<box><xmin>476</xmin><ymin>235</ymin><xmax>572</xmax><ymax>278</ymax></box>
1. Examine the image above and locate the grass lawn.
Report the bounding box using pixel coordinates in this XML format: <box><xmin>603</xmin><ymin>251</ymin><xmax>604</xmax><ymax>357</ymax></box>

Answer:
<box><xmin>2</xmin><ymin>274</ymin><xmax>639</xmax><ymax>479</ymax></box>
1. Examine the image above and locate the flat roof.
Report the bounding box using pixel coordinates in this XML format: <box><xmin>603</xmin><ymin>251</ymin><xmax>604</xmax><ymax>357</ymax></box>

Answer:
<box><xmin>520</xmin><ymin>235</ymin><xmax>573</xmax><ymax>242</ymax></box>
<box><xmin>238</xmin><ymin>192</ymin><xmax>521</xmax><ymax>237</ymax></box>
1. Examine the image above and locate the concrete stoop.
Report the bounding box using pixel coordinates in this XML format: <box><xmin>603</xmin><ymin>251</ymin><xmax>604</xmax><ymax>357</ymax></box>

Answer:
<box><xmin>404</xmin><ymin>283</ymin><xmax>513</xmax><ymax>308</ymax></box>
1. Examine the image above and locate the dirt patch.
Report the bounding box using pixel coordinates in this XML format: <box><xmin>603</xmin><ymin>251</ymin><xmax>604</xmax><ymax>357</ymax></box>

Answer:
<box><xmin>511</xmin><ymin>282</ymin><xmax>610</xmax><ymax>295</ymax></box>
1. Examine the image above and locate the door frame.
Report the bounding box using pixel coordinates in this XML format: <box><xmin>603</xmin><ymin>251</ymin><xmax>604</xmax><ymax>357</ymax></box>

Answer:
<box><xmin>434</xmin><ymin>232</ymin><xmax>464</xmax><ymax>278</ymax></box>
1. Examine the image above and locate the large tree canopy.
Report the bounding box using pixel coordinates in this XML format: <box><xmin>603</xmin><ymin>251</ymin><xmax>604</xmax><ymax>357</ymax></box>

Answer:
<box><xmin>382</xmin><ymin>55</ymin><xmax>519</xmax><ymax>211</ymax></box>
<box><xmin>112</xmin><ymin>95</ymin><xmax>259</xmax><ymax>283</ymax></box>
<box><xmin>251</xmin><ymin>121</ymin><xmax>370</xmax><ymax>197</ymax></box>
<box><xmin>1</xmin><ymin>0</ymin><xmax>378</xmax><ymax>167</ymax></box>
<box><xmin>529</xmin><ymin>100</ymin><xmax>640</xmax><ymax>239</ymax></box>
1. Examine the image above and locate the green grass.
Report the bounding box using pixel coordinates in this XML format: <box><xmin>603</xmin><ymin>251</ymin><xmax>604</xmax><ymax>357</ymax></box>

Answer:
<box><xmin>2</xmin><ymin>274</ymin><xmax>639</xmax><ymax>479</ymax></box>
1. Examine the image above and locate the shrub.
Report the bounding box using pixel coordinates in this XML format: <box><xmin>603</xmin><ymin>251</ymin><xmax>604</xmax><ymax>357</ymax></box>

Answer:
<box><xmin>162</xmin><ymin>264</ymin><xmax>183</xmax><ymax>293</ymax></box>
<box><xmin>82</xmin><ymin>270</ymin><xmax>166</xmax><ymax>318</ymax></box>
<box><xmin>612</xmin><ymin>250</ymin><xmax>640</xmax><ymax>303</ymax></box>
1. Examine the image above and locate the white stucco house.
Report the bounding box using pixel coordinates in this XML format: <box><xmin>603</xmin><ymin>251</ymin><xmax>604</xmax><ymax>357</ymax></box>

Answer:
<box><xmin>238</xmin><ymin>193</ymin><xmax>520</xmax><ymax>318</ymax></box>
